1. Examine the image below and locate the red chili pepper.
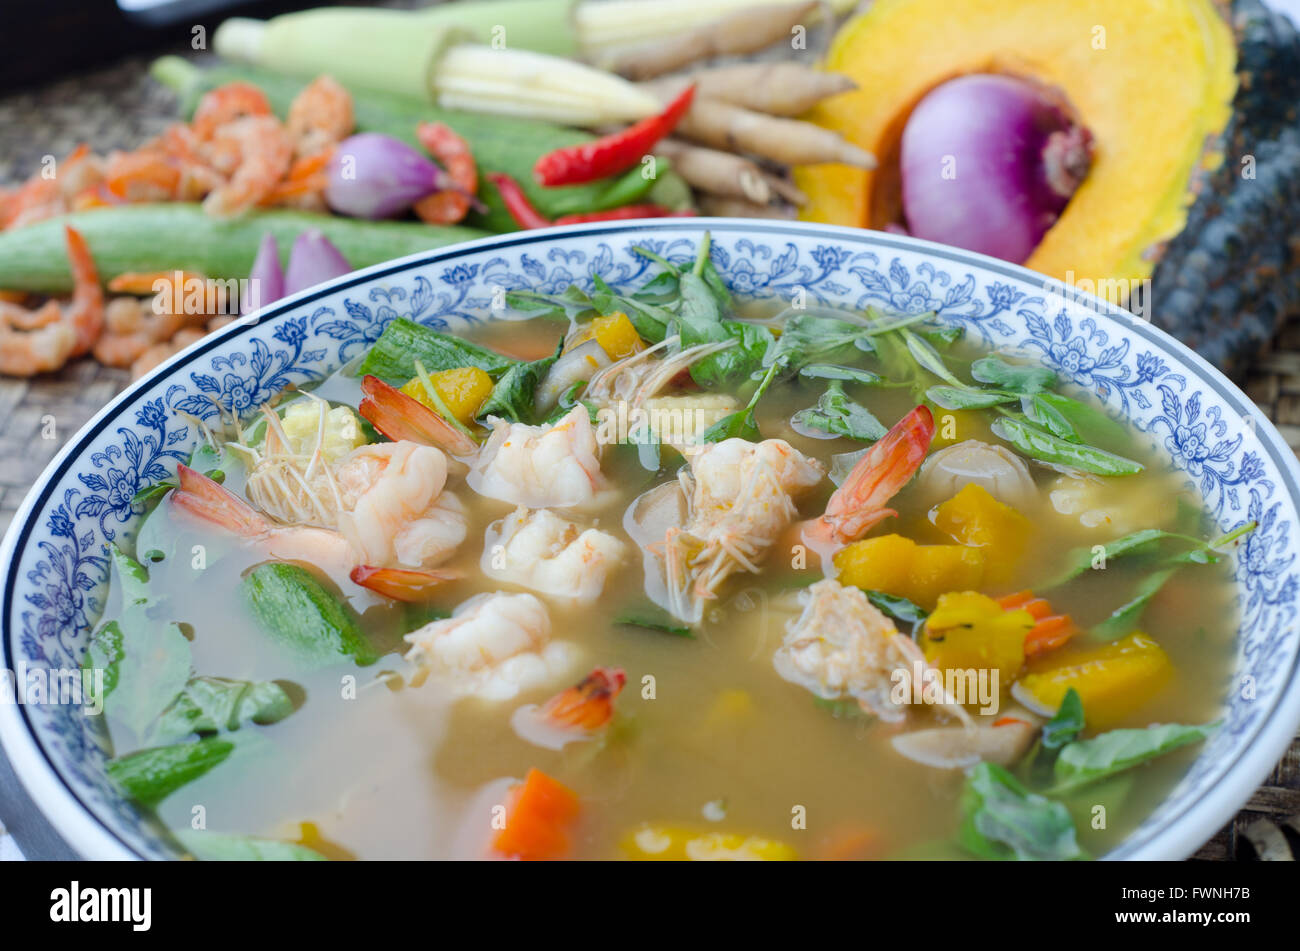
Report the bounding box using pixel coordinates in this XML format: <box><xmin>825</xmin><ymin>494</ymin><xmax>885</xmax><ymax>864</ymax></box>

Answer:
<box><xmin>486</xmin><ymin>172</ymin><xmax>553</xmax><ymax>230</ymax></box>
<box><xmin>553</xmin><ymin>204</ymin><xmax>696</xmax><ymax>225</ymax></box>
<box><xmin>532</xmin><ymin>84</ymin><xmax>697</xmax><ymax>187</ymax></box>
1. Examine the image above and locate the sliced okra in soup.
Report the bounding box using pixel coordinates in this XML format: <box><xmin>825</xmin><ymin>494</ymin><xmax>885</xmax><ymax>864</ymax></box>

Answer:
<box><xmin>81</xmin><ymin>237</ymin><xmax>1237</xmax><ymax>860</ymax></box>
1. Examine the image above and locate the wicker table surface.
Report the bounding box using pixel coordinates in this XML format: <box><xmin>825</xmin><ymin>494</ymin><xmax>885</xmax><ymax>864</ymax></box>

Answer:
<box><xmin>1</xmin><ymin>46</ymin><xmax>1298</xmax><ymax>862</ymax></box>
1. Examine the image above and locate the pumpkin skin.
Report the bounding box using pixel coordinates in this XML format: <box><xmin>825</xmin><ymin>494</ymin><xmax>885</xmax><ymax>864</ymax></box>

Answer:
<box><xmin>797</xmin><ymin>0</ymin><xmax>1300</xmax><ymax>377</ymax></box>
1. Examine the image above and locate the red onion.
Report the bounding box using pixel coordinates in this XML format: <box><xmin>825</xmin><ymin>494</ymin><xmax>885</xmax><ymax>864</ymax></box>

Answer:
<box><xmin>326</xmin><ymin>133</ymin><xmax>451</xmax><ymax>219</ymax></box>
<box><xmin>242</xmin><ymin>232</ymin><xmax>285</xmax><ymax>314</ymax></box>
<box><xmin>284</xmin><ymin>230</ymin><xmax>352</xmax><ymax>295</ymax></box>
<box><xmin>899</xmin><ymin>74</ymin><xmax>1093</xmax><ymax>264</ymax></box>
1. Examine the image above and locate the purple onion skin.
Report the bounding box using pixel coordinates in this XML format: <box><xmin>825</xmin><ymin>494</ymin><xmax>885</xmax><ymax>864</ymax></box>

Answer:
<box><xmin>900</xmin><ymin>74</ymin><xmax>1092</xmax><ymax>264</ymax></box>
<box><xmin>325</xmin><ymin>133</ymin><xmax>449</xmax><ymax>220</ymax></box>
<box><xmin>242</xmin><ymin>232</ymin><xmax>286</xmax><ymax>315</ymax></box>
<box><xmin>284</xmin><ymin>230</ymin><xmax>352</xmax><ymax>296</ymax></box>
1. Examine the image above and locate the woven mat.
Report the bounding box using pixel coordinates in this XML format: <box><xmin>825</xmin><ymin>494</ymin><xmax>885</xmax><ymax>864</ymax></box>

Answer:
<box><xmin>1</xmin><ymin>41</ymin><xmax>1297</xmax><ymax>862</ymax></box>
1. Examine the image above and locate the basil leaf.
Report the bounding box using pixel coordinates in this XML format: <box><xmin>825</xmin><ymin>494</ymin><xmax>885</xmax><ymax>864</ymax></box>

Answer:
<box><xmin>792</xmin><ymin>381</ymin><xmax>887</xmax><ymax>441</ymax></box>
<box><xmin>356</xmin><ymin>318</ymin><xmax>515</xmax><ymax>382</ymax></box>
<box><xmin>1051</xmin><ymin>722</ymin><xmax>1218</xmax><ymax>793</ymax></box>
<box><xmin>1022</xmin><ymin>392</ymin><xmax>1081</xmax><ymax>442</ymax></box>
<box><xmin>902</xmin><ymin>330</ymin><xmax>963</xmax><ymax>386</ymax></box>
<box><xmin>701</xmin><ymin>362</ymin><xmax>778</xmax><ymax>444</ymax></box>
<box><xmin>175</xmin><ymin>830</ymin><xmax>326</xmax><ymax>862</ymax></box>
<box><xmin>615</xmin><ymin>612</ymin><xmax>694</xmax><ymax>638</ymax></box>
<box><xmin>961</xmin><ymin>762</ymin><xmax>1086</xmax><ymax>861</ymax></box>
<box><xmin>864</xmin><ymin>590</ymin><xmax>928</xmax><ymax>633</ymax></box>
<box><xmin>107</xmin><ymin>737</ymin><xmax>235</xmax><ymax>807</ymax></box>
<box><xmin>1042</xmin><ymin>688</ymin><xmax>1085</xmax><ymax>750</ymax></box>
<box><xmin>926</xmin><ymin>385</ymin><xmax>1020</xmax><ymax>410</ymax></box>
<box><xmin>86</xmin><ymin>547</ymin><xmax>194</xmax><ymax>738</ymax></box>
<box><xmin>1090</xmin><ymin>567</ymin><xmax>1181</xmax><ymax>640</ymax></box>
<box><xmin>475</xmin><ymin>343</ymin><xmax>561</xmax><ymax>424</ymax></box>
<box><xmin>971</xmin><ymin>356</ymin><xmax>1057</xmax><ymax>394</ymax></box>
<box><xmin>991</xmin><ymin>417</ymin><xmax>1143</xmax><ymax>476</ymax></box>
<box><xmin>1045</xmin><ymin>529</ymin><xmax>1201</xmax><ymax>588</ymax></box>
<box><xmin>767</xmin><ymin>313</ymin><xmax>871</xmax><ymax>374</ymax></box>
<box><xmin>147</xmin><ymin>676</ymin><xmax>294</xmax><ymax>746</ymax></box>
<box><xmin>505</xmin><ymin>285</ymin><xmax>597</xmax><ymax>322</ymax></box>
<box><xmin>814</xmin><ymin>697</ymin><xmax>872</xmax><ymax>720</ymax></box>
<box><xmin>1027</xmin><ymin>391</ymin><xmax>1130</xmax><ymax>448</ymax></box>
<box><xmin>799</xmin><ymin>364</ymin><xmax>884</xmax><ymax>385</ymax></box>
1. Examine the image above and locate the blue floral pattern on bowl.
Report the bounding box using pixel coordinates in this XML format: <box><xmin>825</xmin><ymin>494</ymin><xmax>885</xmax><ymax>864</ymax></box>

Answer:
<box><xmin>3</xmin><ymin>221</ymin><xmax>1298</xmax><ymax>860</ymax></box>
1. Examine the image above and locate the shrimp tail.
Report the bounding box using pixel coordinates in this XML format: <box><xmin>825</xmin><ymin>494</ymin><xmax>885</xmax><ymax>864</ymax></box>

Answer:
<box><xmin>63</xmin><ymin>225</ymin><xmax>104</xmax><ymax>356</ymax></box>
<box><xmin>359</xmin><ymin>374</ymin><xmax>478</xmax><ymax>456</ymax></box>
<box><xmin>538</xmin><ymin>666</ymin><xmax>627</xmax><ymax>730</ymax></box>
<box><xmin>809</xmin><ymin>405</ymin><xmax>934</xmax><ymax>547</ymax></box>
<box><xmin>172</xmin><ymin>463</ymin><xmax>271</xmax><ymax>537</ymax></box>
<box><xmin>349</xmin><ymin>565</ymin><xmax>462</xmax><ymax>601</ymax></box>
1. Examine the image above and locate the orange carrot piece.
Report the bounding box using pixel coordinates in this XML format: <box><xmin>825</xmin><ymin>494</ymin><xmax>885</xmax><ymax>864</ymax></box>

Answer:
<box><xmin>493</xmin><ymin>768</ymin><xmax>580</xmax><ymax>861</ymax></box>
<box><xmin>1024</xmin><ymin>614</ymin><xmax>1078</xmax><ymax>657</ymax></box>
<box><xmin>1000</xmin><ymin>590</ymin><xmax>1079</xmax><ymax>656</ymax></box>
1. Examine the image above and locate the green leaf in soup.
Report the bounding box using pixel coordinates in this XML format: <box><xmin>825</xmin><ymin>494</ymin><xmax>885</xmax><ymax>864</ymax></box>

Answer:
<box><xmin>813</xmin><ymin>697</ymin><xmax>872</xmax><ymax>720</ymax></box>
<box><xmin>799</xmin><ymin>364</ymin><xmax>884</xmax><ymax>385</ymax></box>
<box><xmin>475</xmin><ymin>343</ymin><xmax>561</xmax><ymax>425</ymax></box>
<box><xmin>768</xmin><ymin>313</ymin><xmax>871</xmax><ymax>374</ymax></box>
<box><xmin>1043</xmin><ymin>527</ymin><xmax>1221</xmax><ymax>588</ymax></box>
<box><xmin>107</xmin><ymin>736</ymin><xmax>235</xmax><ymax>807</ymax></box>
<box><xmin>701</xmin><ymin>361</ymin><xmax>778</xmax><ymax>444</ymax></box>
<box><xmin>147</xmin><ymin>676</ymin><xmax>295</xmax><ymax>746</ymax></box>
<box><xmin>1090</xmin><ymin>566</ymin><xmax>1181</xmax><ymax>640</ymax></box>
<box><xmin>863</xmin><ymin>590</ymin><xmax>928</xmax><ymax>633</ymax></box>
<box><xmin>1042</xmin><ymin>688</ymin><xmax>1085</xmax><ymax>750</ymax></box>
<box><xmin>971</xmin><ymin>355</ymin><xmax>1057</xmax><ymax>394</ymax></box>
<box><xmin>1051</xmin><ymin>721</ymin><xmax>1219</xmax><ymax>793</ymax></box>
<box><xmin>792</xmin><ymin>381</ymin><xmax>887</xmax><ymax>442</ymax></box>
<box><xmin>960</xmin><ymin>762</ymin><xmax>1086</xmax><ymax>861</ymax></box>
<box><xmin>505</xmin><ymin>284</ymin><xmax>597</xmax><ymax>322</ymax></box>
<box><xmin>990</xmin><ymin>416</ymin><xmax>1143</xmax><ymax>476</ymax></box>
<box><xmin>901</xmin><ymin>329</ymin><xmax>963</xmax><ymax>386</ymax></box>
<box><xmin>355</xmin><ymin>317</ymin><xmax>516</xmax><ymax>383</ymax></box>
<box><xmin>1021</xmin><ymin>393</ymin><xmax>1079</xmax><ymax>442</ymax></box>
<box><xmin>174</xmin><ymin>830</ymin><xmax>326</xmax><ymax>862</ymax></box>
<box><xmin>85</xmin><ymin>546</ymin><xmax>194</xmax><ymax>738</ymax></box>
<box><xmin>925</xmin><ymin>384</ymin><xmax>1020</xmax><ymax>410</ymax></box>
<box><xmin>916</xmin><ymin>324</ymin><xmax>965</xmax><ymax>347</ymax></box>
<box><xmin>615</xmin><ymin>612</ymin><xmax>694</xmax><ymax>638</ymax></box>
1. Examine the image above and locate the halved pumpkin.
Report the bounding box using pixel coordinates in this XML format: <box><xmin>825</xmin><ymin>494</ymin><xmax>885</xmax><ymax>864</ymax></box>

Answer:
<box><xmin>797</xmin><ymin>0</ymin><xmax>1237</xmax><ymax>291</ymax></box>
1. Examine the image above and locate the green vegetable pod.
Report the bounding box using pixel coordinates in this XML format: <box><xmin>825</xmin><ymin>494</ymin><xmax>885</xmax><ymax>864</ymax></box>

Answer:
<box><xmin>241</xmin><ymin>562</ymin><xmax>380</xmax><ymax>667</ymax></box>
<box><xmin>0</xmin><ymin>204</ymin><xmax>486</xmax><ymax>296</ymax></box>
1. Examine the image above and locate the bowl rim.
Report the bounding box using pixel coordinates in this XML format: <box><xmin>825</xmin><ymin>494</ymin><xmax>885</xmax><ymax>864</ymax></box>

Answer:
<box><xmin>3</xmin><ymin>217</ymin><xmax>1298</xmax><ymax>861</ymax></box>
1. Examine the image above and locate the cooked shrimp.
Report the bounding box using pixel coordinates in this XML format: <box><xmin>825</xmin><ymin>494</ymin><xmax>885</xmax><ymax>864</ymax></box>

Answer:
<box><xmin>404</xmin><ymin>592</ymin><xmax>581</xmax><ymax>701</ymax></box>
<box><xmin>630</xmin><ymin>438</ymin><xmax>823</xmax><ymax>623</ymax></box>
<box><xmin>0</xmin><ymin>226</ymin><xmax>103</xmax><ymax>376</ymax></box>
<box><xmin>482</xmin><ymin>507</ymin><xmax>626</xmax><ymax>604</ymax></box>
<box><xmin>191</xmin><ymin>81</ymin><xmax>273</xmax><ymax>140</ymax></box>
<box><xmin>93</xmin><ymin>297</ymin><xmax>185</xmax><ymax>368</ymax></box>
<box><xmin>286</xmin><ymin>76</ymin><xmax>354</xmax><ymax>159</ymax></box>
<box><xmin>200</xmin><ymin>116</ymin><xmax>293</xmax><ymax>217</ymax></box>
<box><xmin>102</xmin><ymin>150</ymin><xmax>180</xmax><ymax>203</ymax></box>
<box><xmin>173</xmin><ymin>445</ymin><xmax>464</xmax><ymax>600</ymax></box>
<box><xmin>359</xmin><ymin>374</ymin><xmax>478</xmax><ymax>456</ymax></box>
<box><xmin>773</xmin><ymin>579</ymin><xmax>972</xmax><ymax>725</ymax></box>
<box><xmin>2</xmin><ymin>145</ymin><xmax>104</xmax><ymax>230</ymax></box>
<box><xmin>512</xmin><ymin>666</ymin><xmax>627</xmax><ymax>749</ymax></box>
<box><xmin>335</xmin><ymin>442</ymin><xmax>469</xmax><ymax>570</ymax></box>
<box><xmin>413</xmin><ymin>121</ymin><xmax>476</xmax><ymax>225</ymax></box>
<box><xmin>802</xmin><ymin>405</ymin><xmax>933</xmax><ymax>552</ymax></box>
<box><xmin>469</xmin><ymin>405</ymin><xmax>609</xmax><ymax>509</ymax></box>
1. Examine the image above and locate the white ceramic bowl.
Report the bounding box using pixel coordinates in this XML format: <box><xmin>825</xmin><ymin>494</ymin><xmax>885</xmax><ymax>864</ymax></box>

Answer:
<box><xmin>3</xmin><ymin>220</ymin><xmax>1298</xmax><ymax>859</ymax></box>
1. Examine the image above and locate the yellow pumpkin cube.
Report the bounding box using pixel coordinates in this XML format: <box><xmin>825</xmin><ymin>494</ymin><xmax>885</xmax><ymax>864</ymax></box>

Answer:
<box><xmin>907</xmin><ymin>544</ymin><xmax>986</xmax><ymax>607</ymax></box>
<box><xmin>933</xmin><ymin>483</ymin><xmax>1031</xmax><ymax>583</ymax></box>
<box><xmin>1012</xmin><ymin>633</ymin><xmax>1172</xmax><ymax>730</ymax></box>
<box><xmin>833</xmin><ymin>534</ymin><xmax>916</xmax><ymax>595</ymax></box>
<box><xmin>567</xmin><ymin>312</ymin><xmax>644</xmax><ymax>360</ymax></box>
<box><xmin>921</xmin><ymin>591</ymin><xmax>1031</xmax><ymax>684</ymax></box>
<box><xmin>400</xmin><ymin>366</ymin><xmax>493</xmax><ymax>427</ymax></box>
